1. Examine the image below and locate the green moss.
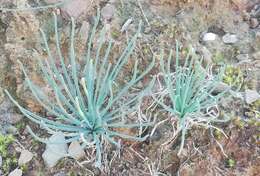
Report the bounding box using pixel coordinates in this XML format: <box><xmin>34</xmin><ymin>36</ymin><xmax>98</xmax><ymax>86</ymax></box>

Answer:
<box><xmin>223</xmin><ymin>65</ymin><xmax>243</xmax><ymax>89</ymax></box>
<box><xmin>226</xmin><ymin>158</ymin><xmax>236</xmax><ymax>168</ymax></box>
<box><xmin>214</xmin><ymin>129</ymin><xmax>223</xmax><ymax>139</ymax></box>
<box><xmin>0</xmin><ymin>134</ymin><xmax>17</xmax><ymax>173</ymax></box>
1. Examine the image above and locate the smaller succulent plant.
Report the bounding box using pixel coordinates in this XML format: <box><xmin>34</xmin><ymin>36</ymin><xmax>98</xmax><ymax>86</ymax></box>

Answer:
<box><xmin>5</xmin><ymin>11</ymin><xmax>154</xmax><ymax>167</ymax></box>
<box><xmin>154</xmin><ymin>42</ymin><xmax>229</xmax><ymax>155</ymax></box>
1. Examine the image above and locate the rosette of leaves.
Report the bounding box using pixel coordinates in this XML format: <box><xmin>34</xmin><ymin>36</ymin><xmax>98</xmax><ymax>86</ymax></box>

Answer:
<box><xmin>154</xmin><ymin>42</ymin><xmax>229</xmax><ymax>155</ymax></box>
<box><xmin>5</xmin><ymin>11</ymin><xmax>154</xmax><ymax>167</ymax></box>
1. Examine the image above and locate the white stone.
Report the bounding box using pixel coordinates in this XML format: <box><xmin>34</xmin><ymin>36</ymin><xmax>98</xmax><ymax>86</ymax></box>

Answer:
<box><xmin>222</xmin><ymin>33</ymin><xmax>238</xmax><ymax>44</ymax></box>
<box><xmin>202</xmin><ymin>33</ymin><xmax>217</xmax><ymax>41</ymax></box>
<box><xmin>18</xmin><ymin>149</ymin><xmax>33</xmax><ymax>165</ymax></box>
<box><xmin>42</xmin><ymin>132</ymin><xmax>68</xmax><ymax>168</ymax></box>
<box><xmin>245</xmin><ymin>89</ymin><xmax>260</xmax><ymax>104</ymax></box>
<box><xmin>101</xmin><ymin>4</ymin><xmax>115</xmax><ymax>21</ymax></box>
<box><xmin>68</xmin><ymin>141</ymin><xmax>85</xmax><ymax>160</ymax></box>
<box><xmin>8</xmin><ymin>169</ymin><xmax>22</xmax><ymax>176</ymax></box>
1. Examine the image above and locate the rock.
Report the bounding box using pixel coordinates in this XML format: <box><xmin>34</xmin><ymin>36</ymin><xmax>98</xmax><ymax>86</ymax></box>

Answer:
<box><xmin>202</xmin><ymin>32</ymin><xmax>217</xmax><ymax>41</ymax></box>
<box><xmin>236</xmin><ymin>54</ymin><xmax>249</xmax><ymax>61</ymax></box>
<box><xmin>250</xmin><ymin>18</ymin><xmax>259</xmax><ymax>28</ymax></box>
<box><xmin>0</xmin><ymin>113</ymin><xmax>23</xmax><ymax>124</ymax></box>
<box><xmin>252</xmin><ymin>51</ymin><xmax>260</xmax><ymax>60</ymax></box>
<box><xmin>42</xmin><ymin>132</ymin><xmax>68</xmax><ymax>168</ymax></box>
<box><xmin>101</xmin><ymin>3</ymin><xmax>115</xmax><ymax>21</ymax></box>
<box><xmin>245</xmin><ymin>89</ymin><xmax>260</xmax><ymax>104</ymax></box>
<box><xmin>61</xmin><ymin>0</ymin><xmax>90</xmax><ymax>19</ymax></box>
<box><xmin>213</xmin><ymin>82</ymin><xmax>231</xmax><ymax>94</ymax></box>
<box><xmin>8</xmin><ymin>169</ymin><xmax>22</xmax><ymax>176</ymax></box>
<box><xmin>68</xmin><ymin>141</ymin><xmax>85</xmax><ymax>160</ymax></box>
<box><xmin>222</xmin><ymin>33</ymin><xmax>238</xmax><ymax>44</ymax></box>
<box><xmin>0</xmin><ymin>100</ymin><xmax>22</xmax><ymax>124</ymax></box>
<box><xmin>18</xmin><ymin>149</ymin><xmax>33</xmax><ymax>165</ymax></box>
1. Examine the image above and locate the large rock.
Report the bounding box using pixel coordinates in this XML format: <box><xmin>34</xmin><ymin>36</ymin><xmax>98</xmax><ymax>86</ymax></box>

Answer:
<box><xmin>42</xmin><ymin>132</ymin><xmax>68</xmax><ymax>168</ymax></box>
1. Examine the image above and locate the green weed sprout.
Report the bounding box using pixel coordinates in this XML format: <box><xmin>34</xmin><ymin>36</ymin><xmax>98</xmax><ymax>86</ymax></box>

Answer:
<box><xmin>5</xmin><ymin>11</ymin><xmax>154</xmax><ymax>167</ymax></box>
<box><xmin>0</xmin><ymin>134</ymin><xmax>17</xmax><ymax>173</ymax></box>
<box><xmin>154</xmin><ymin>42</ymin><xmax>229</xmax><ymax>155</ymax></box>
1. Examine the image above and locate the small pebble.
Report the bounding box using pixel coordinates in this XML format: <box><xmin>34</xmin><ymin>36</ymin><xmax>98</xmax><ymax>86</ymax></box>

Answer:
<box><xmin>18</xmin><ymin>149</ymin><xmax>33</xmax><ymax>165</ymax></box>
<box><xmin>202</xmin><ymin>32</ymin><xmax>217</xmax><ymax>41</ymax></box>
<box><xmin>245</xmin><ymin>89</ymin><xmax>260</xmax><ymax>104</ymax></box>
<box><xmin>68</xmin><ymin>141</ymin><xmax>85</xmax><ymax>160</ymax></box>
<box><xmin>222</xmin><ymin>33</ymin><xmax>238</xmax><ymax>44</ymax></box>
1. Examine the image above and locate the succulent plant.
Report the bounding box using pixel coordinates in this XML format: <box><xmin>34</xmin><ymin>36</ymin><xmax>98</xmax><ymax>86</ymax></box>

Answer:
<box><xmin>5</xmin><ymin>11</ymin><xmax>154</xmax><ymax>167</ymax></box>
<box><xmin>154</xmin><ymin>42</ymin><xmax>229</xmax><ymax>155</ymax></box>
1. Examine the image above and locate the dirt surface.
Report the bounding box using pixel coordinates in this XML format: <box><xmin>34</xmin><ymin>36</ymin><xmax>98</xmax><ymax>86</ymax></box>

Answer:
<box><xmin>0</xmin><ymin>0</ymin><xmax>259</xmax><ymax>175</ymax></box>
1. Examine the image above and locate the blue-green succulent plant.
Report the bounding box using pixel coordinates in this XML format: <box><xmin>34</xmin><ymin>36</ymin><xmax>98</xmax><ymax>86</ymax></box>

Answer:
<box><xmin>154</xmin><ymin>42</ymin><xmax>229</xmax><ymax>155</ymax></box>
<box><xmin>5</xmin><ymin>11</ymin><xmax>154</xmax><ymax>167</ymax></box>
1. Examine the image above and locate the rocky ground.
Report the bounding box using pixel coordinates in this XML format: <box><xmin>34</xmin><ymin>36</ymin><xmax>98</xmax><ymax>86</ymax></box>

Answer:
<box><xmin>0</xmin><ymin>0</ymin><xmax>259</xmax><ymax>175</ymax></box>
